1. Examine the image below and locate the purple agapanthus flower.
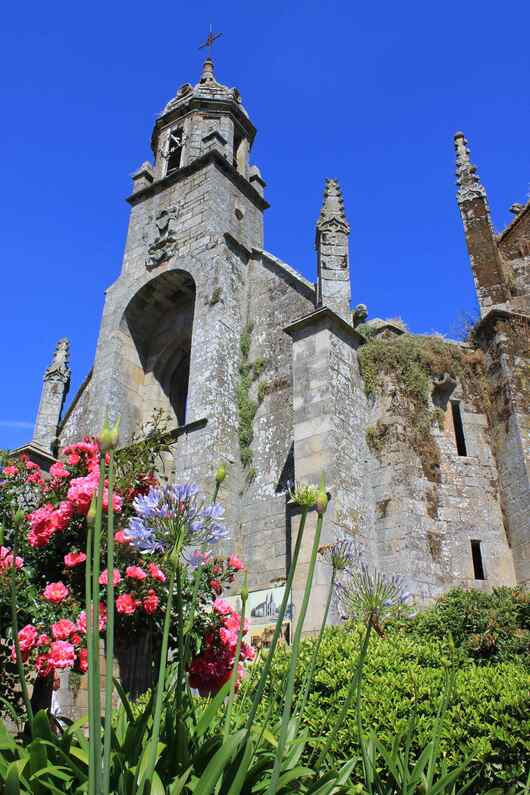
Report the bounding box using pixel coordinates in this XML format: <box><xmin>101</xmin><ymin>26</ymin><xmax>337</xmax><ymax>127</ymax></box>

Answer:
<box><xmin>125</xmin><ymin>482</ymin><xmax>229</xmax><ymax>556</ymax></box>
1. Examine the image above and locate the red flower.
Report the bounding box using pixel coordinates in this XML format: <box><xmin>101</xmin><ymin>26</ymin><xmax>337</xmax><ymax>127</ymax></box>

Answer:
<box><xmin>114</xmin><ymin>530</ymin><xmax>130</xmax><ymax>545</ymax></box>
<box><xmin>125</xmin><ymin>565</ymin><xmax>147</xmax><ymax>581</ymax></box>
<box><xmin>17</xmin><ymin>625</ymin><xmax>38</xmax><ymax>653</ymax></box>
<box><xmin>116</xmin><ymin>593</ymin><xmax>139</xmax><ymax>615</ymax></box>
<box><xmin>3</xmin><ymin>465</ymin><xmax>18</xmax><ymax>477</ymax></box>
<box><xmin>27</xmin><ymin>504</ymin><xmax>56</xmax><ymax>547</ymax></box>
<box><xmin>99</xmin><ymin>568</ymin><xmax>122</xmax><ymax>585</ymax></box>
<box><xmin>35</xmin><ymin>654</ymin><xmax>54</xmax><ymax>678</ymax></box>
<box><xmin>228</xmin><ymin>555</ymin><xmax>244</xmax><ymax>571</ymax></box>
<box><xmin>77</xmin><ymin>648</ymin><xmax>88</xmax><ymax>673</ymax></box>
<box><xmin>36</xmin><ymin>634</ymin><xmax>50</xmax><ymax>647</ymax></box>
<box><xmin>49</xmin><ymin>462</ymin><xmax>70</xmax><ymax>479</ymax></box>
<box><xmin>213</xmin><ymin>598</ymin><xmax>232</xmax><ymax>616</ymax></box>
<box><xmin>64</xmin><ymin>551</ymin><xmax>87</xmax><ymax>568</ymax></box>
<box><xmin>147</xmin><ymin>562</ymin><xmax>166</xmax><ymax>582</ymax></box>
<box><xmin>43</xmin><ymin>582</ymin><xmax>70</xmax><ymax>604</ymax></box>
<box><xmin>0</xmin><ymin>546</ymin><xmax>24</xmax><ymax>573</ymax></box>
<box><xmin>48</xmin><ymin>641</ymin><xmax>76</xmax><ymax>669</ymax></box>
<box><xmin>52</xmin><ymin>619</ymin><xmax>77</xmax><ymax>640</ymax></box>
<box><xmin>209</xmin><ymin>579</ymin><xmax>222</xmax><ymax>595</ymax></box>
<box><xmin>143</xmin><ymin>589</ymin><xmax>159</xmax><ymax>614</ymax></box>
<box><xmin>77</xmin><ymin>603</ymin><xmax>107</xmax><ymax>633</ymax></box>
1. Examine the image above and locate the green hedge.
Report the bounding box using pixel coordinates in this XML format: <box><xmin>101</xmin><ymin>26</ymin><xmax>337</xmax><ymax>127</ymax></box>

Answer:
<box><xmin>247</xmin><ymin>620</ymin><xmax>529</xmax><ymax>791</ymax></box>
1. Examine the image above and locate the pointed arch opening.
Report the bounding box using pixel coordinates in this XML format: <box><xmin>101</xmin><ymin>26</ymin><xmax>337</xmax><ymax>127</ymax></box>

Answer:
<box><xmin>121</xmin><ymin>270</ymin><xmax>196</xmax><ymax>428</ymax></box>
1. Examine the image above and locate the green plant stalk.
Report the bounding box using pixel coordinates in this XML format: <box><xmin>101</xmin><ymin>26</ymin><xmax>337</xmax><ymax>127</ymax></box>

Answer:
<box><xmin>223</xmin><ymin>591</ymin><xmax>248</xmax><ymax>741</ymax></box>
<box><xmin>9</xmin><ymin>525</ymin><xmax>33</xmax><ymax>726</ymax></box>
<box><xmin>90</xmin><ymin>456</ymin><xmax>106</xmax><ymax>794</ymax></box>
<box><xmin>265</xmin><ymin>508</ymin><xmax>325</xmax><ymax>795</ymax></box>
<box><xmin>355</xmin><ymin>621</ymin><xmax>373</xmax><ymax>790</ymax></box>
<box><xmin>85</xmin><ymin>506</ymin><xmax>95</xmax><ymax>795</ymax></box>
<box><xmin>244</xmin><ymin>506</ymin><xmax>309</xmax><ymax>732</ymax></box>
<box><xmin>426</xmin><ymin>663</ymin><xmax>456</xmax><ymax>790</ymax></box>
<box><xmin>175</xmin><ymin>564</ymin><xmax>185</xmax><ymax>715</ymax></box>
<box><xmin>296</xmin><ymin>566</ymin><xmax>336</xmax><ymax>718</ymax></box>
<box><xmin>139</xmin><ymin>555</ymin><xmax>178</xmax><ymax>794</ymax></box>
<box><xmin>316</xmin><ymin>621</ymin><xmax>372</xmax><ymax>768</ymax></box>
<box><xmin>102</xmin><ymin>448</ymin><xmax>115</xmax><ymax>795</ymax></box>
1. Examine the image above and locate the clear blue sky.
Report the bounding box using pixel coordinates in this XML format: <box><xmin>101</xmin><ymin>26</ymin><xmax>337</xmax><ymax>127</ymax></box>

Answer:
<box><xmin>1</xmin><ymin>0</ymin><xmax>529</xmax><ymax>450</ymax></box>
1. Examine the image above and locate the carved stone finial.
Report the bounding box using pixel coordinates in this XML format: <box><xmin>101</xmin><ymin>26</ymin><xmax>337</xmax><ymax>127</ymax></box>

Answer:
<box><xmin>200</xmin><ymin>57</ymin><xmax>216</xmax><ymax>84</ymax></box>
<box><xmin>317</xmin><ymin>178</ymin><xmax>350</xmax><ymax>233</ymax></box>
<box><xmin>454</xmin><ymin>132</ymin><xmax>486</xmax><ymax>203</ymax></box>
<box><xmin>509</xmin><ymin>203</ymin><xmax>525</xmax><ymax>216</ymax></box>
<box><xmin>352</xmin><ymin>304</ymin><xmax>368</xmax><ymax>327</ymax></box>
<box><xmin>44</xmin><ymin>338</ymin><xmax>71</xmax><ymax>382</ymax></box>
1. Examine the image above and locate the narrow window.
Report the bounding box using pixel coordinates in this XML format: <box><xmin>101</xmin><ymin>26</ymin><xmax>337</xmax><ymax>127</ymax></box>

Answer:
<box><xmin>471</xmin><ymin>540</ymin><xmax>485</xmax><ymax>580</ymax></box>
<box><xmin>166</xmin><ymin>128</ymin><xmax>184</xmax><ymax>174</ymax></box>
<box><xmin>451</xmin><ymin>400</ymin><xmax>467</xmax><ymax>456</ymax></box>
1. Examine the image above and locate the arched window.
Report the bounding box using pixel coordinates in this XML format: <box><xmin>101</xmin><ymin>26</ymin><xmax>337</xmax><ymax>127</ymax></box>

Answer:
<box><xmin>122</xmin><ymin>270</ymin><xmax>196</xmax><ymax>428</ymax></box>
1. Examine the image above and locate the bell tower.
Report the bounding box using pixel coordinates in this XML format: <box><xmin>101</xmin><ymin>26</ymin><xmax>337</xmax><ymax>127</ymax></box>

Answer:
<box><xmin>84</xmin><ymin>57</ymin><xmax>268</xmax><ymax>512</ymax></box>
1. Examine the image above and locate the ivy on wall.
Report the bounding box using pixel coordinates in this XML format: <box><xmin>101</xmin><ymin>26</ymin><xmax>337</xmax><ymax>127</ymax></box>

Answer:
<box><xmin>237</xmin><ymin>323</ymin><xmax>268</xmax><ymax>482</ymax></box>
<box><xmin>358</xmin><ymin>332</ymin><xmax>489</xmax><ymax>482</ymax></box>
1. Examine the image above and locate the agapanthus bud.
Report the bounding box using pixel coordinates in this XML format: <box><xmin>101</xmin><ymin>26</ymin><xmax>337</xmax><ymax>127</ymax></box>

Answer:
<box><xmin>315</xmin><ymin>490</ymin><xmax>328</xmax><ymax>515</ymax></box>
<box><xmin>288</xmin><ymin>482</ymin><xmax>318</xmax><ymax>509</ymax></box>
<box><xmin>98</xmin><ymin>418</ymin><xmax>113</xmax><ymax>451</ymax></box>
<box><xmin>13</xmin><ymin>509</ymin><xmax>25</xmax><ymax>527</ymax></box>
<box><xmin>215</xmin><ymin>464</ymin><xmax>226</xmax><ymax>484</ymax></box>
<box><xmin>86</xmin><ymin>497</ymin><xmax>97</xmax><ymax>526</ymax></box>
<box><xmin>240</xmin><ymin>571</ymin><xmax>249</xmax><ymax>605</ymax></box>
<box><xmin>109</xmin><ymin>417</ymin><xmax>121</xmax><ymax>449</ymax></box>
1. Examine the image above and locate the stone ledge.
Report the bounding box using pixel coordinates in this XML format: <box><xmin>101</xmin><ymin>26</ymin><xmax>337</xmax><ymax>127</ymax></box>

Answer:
<box><xmin>284</xmin><ymin>306</ymin><xmax>365</xmax><ymax>348</ymax></box>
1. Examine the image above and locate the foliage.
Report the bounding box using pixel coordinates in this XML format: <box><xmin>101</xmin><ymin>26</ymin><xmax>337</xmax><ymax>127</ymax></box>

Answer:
<box><xmin>237</xmin><ymin>323</ymin><xmax>268</xmax><ymax>477</ymax></box>
<box><xmin>241</xmin><ymin>612</ymin><xmax>530</xmax><ymax>791</ymax></box>
<box><xmin>404</xmin><ymin>586</ymin><xmax>530</xmax><ymax>666</ymax></box>
<box><xmin>358</xmin><ymin>333</ymin><xmax>488</xmax><ymax>481</ymax></box>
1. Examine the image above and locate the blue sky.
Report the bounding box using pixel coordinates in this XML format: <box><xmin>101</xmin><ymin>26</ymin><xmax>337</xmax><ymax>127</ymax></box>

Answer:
<box><xmin>1</xmin><ymin>0</ymin><xmax>529</xmax><ymax>450</ymax></box>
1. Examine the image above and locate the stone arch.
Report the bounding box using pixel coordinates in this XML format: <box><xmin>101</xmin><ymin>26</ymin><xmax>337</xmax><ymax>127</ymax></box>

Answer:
<box><xmin>120</xmin><ymin>269</ymin><xmax>196</xmax><ymax>428</ymax></box>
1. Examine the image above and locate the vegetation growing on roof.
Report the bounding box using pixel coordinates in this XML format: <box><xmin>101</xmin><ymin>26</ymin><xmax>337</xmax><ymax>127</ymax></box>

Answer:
<box><xmin>358</xmin><ymin>332</ymin><xmax>489</xmax><ymax>481</ymax></box>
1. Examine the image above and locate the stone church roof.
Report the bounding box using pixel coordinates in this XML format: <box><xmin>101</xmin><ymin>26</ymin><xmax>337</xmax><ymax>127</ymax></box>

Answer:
<box><xmin>161</xmin><ymin>58</ymin><xmax>249</xmax><ymax>119</ymax></box>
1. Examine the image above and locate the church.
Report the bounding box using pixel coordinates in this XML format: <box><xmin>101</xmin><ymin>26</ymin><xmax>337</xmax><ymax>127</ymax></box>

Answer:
<box><xmin>19</xmin><ymin>56</ymin><xmax>529</xmax><ymax>628</ymax></box>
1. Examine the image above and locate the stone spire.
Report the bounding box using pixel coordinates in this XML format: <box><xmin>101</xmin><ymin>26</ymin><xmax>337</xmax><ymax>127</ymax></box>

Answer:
<box><xmin>453</xmin><ymin>132</ymin><xmax>509</xmax><ymax>314</ymax></box>
<box><xmin>454</xmin><ymin>132</ymin><xmax>487</xmax><ymax>204</ymax></box>
<box><xmin>33</xmin><ymin>338</ymin><xmax>71</xmax><ymax>453</ymax></box>
<box><xmin>199</xmin><ymin>57</ymin><xmax>216</xmax><ymax>84</ymax></box>
<box><xmin>316</xmin><ymin>178</ymin><xmax>351</xmax><ymax>321</ymax></box>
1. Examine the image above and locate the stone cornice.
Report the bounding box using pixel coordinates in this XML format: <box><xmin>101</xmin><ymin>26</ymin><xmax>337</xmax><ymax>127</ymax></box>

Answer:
<box><xmin>475</xmin><ymin>307</ymin><xmax>530</xmax><ymax>338</ymax></box>
<box><xmin>127</xmin><ymin>149</ymin><xmax>269</xmax><ymax>212</ymax></box>
<box><xmin>284</xmin><ymin>306</ymin><xmax>364</xmax><ymax>348</ymax></box>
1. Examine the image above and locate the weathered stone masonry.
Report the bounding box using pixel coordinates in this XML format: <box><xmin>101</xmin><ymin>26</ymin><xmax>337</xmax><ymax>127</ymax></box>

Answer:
<box><xmin>22</xmin><ymin>62</ymin><xmax>529</xmax><ymax>622</ymax></box>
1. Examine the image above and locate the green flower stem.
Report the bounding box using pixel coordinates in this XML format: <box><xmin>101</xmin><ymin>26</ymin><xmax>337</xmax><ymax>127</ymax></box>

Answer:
<box><xmin>244</xmin><ymin>506</ymin><xmax>308</xmax><ymax>733</ymax></box>
<box><xmin>9</xmin><ymin>524</ymin><xmax>33</xmax><ymax>726</ymax></box>
<box><xmin>140</xmin><ymin>559</ymin><xmax>177</xmax><ymax>794</ymax></box>
<box><xmin>266</xmin><ymin>508</ymin><xmax>325</xmax><ymax>795</ymax></box>
<box><xmin>85</xmin><ymin>510</ymin><xmax>95</xmax><ymax>795</ymax></box>
<box><xmin>316</xmin><ymin>621</ymin><xmax>372</xmax><ymax>768</ymax></box>
<box><xmin>90</xmin><ymin>456</ymin><xmax>106</xmax><ymax>794</ymax></box>
<box><xmin>296</xmin><ymin>566</ymin><xmax>336</xmax><ymax>719</ymax></box>
<box><xmin>175</xmin><ymin>565</ymin><xmax>185</xmax><ymax>714</ymax></box>
<box><xmin>223</xmin><ymin>590</ymin><xmax>248</xmax><ymax>741</ymax></box>
<box><xmin>102</xmin><ymin>448</ymin><xmax>115</xmax><ymax>795</ymax></box>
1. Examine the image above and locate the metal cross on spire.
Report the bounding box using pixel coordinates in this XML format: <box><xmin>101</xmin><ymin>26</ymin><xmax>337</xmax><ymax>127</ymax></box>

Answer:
<box><xmin>199</xmin><ymin>25</ymin><xmax>222</xmax><ymax>58</ymax></box>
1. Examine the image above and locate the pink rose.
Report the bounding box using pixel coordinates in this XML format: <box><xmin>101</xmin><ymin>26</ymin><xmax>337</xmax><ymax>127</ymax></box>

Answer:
<box><xmin>27</xmin><ymin>504</ymin><xmax>56</xmax><ymax>548</ymax></box>
<box><xmin>125</xmin><ymin>565</ymin><xmax>147</xmax><ymax>581</ymax></box>
<box><xmin>17</xmin><ymin>625</ymin><xmax>38</xmax><ymax>653</ymax></box>
<box><xmin>224</xmin><ymin>612</ymin><xmax>249</xmax><ymax>634</ymax></box>
<box><xmin>49</xmin><ymin>462</ymin><xmax>70</xmax><ymax>479</ymax></box>
<box><xmin>77</xmin><ymin>603</ymin><xmax>107</xmax><ymax>633</ymax></box>
<box><xmin>35</xmin><ymin>654</ymin><xmax>54</xmax><ymax>677</ymax></box>
<box><xmin>52</xmin><ymin>501</ymin><xmax>74</xmax><ymax>531</ymax></box>
<box><xmin>147</xmin><ymin>562</ymin><xmax>166</xmax><ymax>582</ymax></box>
<box><xmin>213</xmin><ymin>598</ymin><xmax>232</xmax><ymax>616</ymax></box>
<box><xmin>48</xmin><ymin>640</ymin><xmax>76</xmax><ymax>669</ymax></box>
<box><xmin>36</xmin><ymin>634</ymin><xmax>51</xmax><ymax>647</ymax></box>
<box><xmin>241</xmin><ymin>642</ymin><xmax>256</xmax><ymax>661</ymax></box>
<box><xmin>228</xmin><ymin>555</ymin><xmax>244</xmax><ymax>571</ymax></box>
<box><xmin>0</xmin><ymin>546</ymin><xmax>24</xmax><ymax>573</ymax></box>
<box><xmin>64</xmin><ymin>551</ymin><xmax>87</xmax><ymax>568</ymax></box>
<box><xmin>3</xmin><ymin>465</ymin><xmax>18</xmax><ymax>477</ymax></box>
<box><xmin>142</xmin><ymin>589</ymin><xmax>159</xmax><ymax>614</ymax></box>
<box><xmin>219</xmin><ymin>627</ymin><xmax>238</xmax><ymax>650</ymax></box>
<box><xmin>43</xmin><ymin>581</ymin><xmax>70</xmax><ymax>604</ymax></box>
<box><xmin>27</xmin><ymin>472</ymin><xmax>44</xmax><ymax>485</ymax></box>
<box><xmin>77</xmin><ymin>648</ymin><xmax>88</xmax><ymax>673</ymax></box>
<box><xmin>116</xmin><ymin>593</ymin><xmax>139</xmax><ymax>615</ymax></box>
<box><xmin>114</xmin><ymin>530</ymin><xmax>129</xmax><ymax>545</ymax></box>
<box><xmin>25</xmin><ymin>460</ymin><xmax>39</xmax><ymax>471</ymax></box>
<box><xmin>52</xmin><ymin>619</ymin><xmax>77</xmax><ymax>640</ymax></box>
<box><xmin>99</xmin><ymin>568</ymin><xmax>122</xmax><ymax>586</ymax></box>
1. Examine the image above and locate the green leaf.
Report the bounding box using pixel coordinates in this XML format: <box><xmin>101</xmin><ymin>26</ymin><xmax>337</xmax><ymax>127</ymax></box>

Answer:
<box><xmin>195</xmin><ymin>681</ymin><xmax>232</xmax><ymax>739</ymax></box>
<box><xmin>5</xmin><ymin>762</ymin><xmax>21</xmax><ymax>795</ymax></box>
<box><xmin>168</xmin><ymin>766</ymin><xmax>193</xmax><ymax>795</ymax></box>
<box><xmin>193</xmin><ymin>730</ymin><xmax>246</xmax><ymax>795</ymax></box>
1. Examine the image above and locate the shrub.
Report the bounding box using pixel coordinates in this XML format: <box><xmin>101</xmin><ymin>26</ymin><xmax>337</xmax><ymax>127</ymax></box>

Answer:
<box><xmin>246</xmin><ymin>621</ymin><xmax>530</xmax><ymax>790</ymax></box>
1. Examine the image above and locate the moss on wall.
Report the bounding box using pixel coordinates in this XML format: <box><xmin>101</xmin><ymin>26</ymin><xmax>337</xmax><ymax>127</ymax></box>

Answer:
<box><xmin>358</xmin><ymin>333</ymin><xmax>489</xmax><ymax>481</ymax></box>
<box><xmin>237</xmin><ymin>323</ymin><xmax>268</xmax><ymax>481</ymax></box>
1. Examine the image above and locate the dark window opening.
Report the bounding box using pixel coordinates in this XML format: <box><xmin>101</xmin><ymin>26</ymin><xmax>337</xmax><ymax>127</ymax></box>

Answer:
<box><xmin>471</xmin><ymin>540</ymin><xmax>485</xmax><ymax>580</ymax></box>
<box><xmin>166</xmin><ymin>128</ymin><xmax>184</xmax><ymax>175</ymax></box>
<box><xmin>233</xmin><ymin>130</ymin><xmax>243</xmax><ymax>170</ymax></box>
<box><xmin>451</xmin><ymin>400</ymin><xmax>467</xmax><ymax>456</ymax></box>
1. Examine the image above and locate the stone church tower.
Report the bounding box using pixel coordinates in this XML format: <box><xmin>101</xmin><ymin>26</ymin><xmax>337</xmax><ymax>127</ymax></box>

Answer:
<box><xmin>22</xmin><ymin>60</ymin><xmax>529</xmax><ymax>626</ymax></box>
